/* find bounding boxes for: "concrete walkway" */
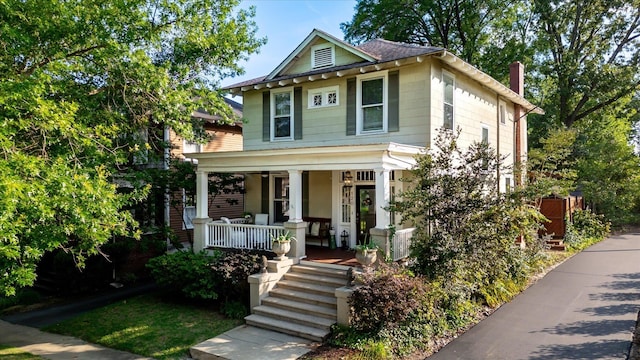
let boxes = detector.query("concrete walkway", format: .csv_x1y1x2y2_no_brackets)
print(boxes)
430,232,640,360
0,320,151,359
190,325,317,360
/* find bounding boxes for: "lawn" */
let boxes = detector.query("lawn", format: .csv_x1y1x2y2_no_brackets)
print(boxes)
0,345,43,360
43,293,243,359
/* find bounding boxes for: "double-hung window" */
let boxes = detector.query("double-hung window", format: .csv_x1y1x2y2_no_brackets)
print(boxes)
271,88,293,140
443,71,455,129
357,72,387,134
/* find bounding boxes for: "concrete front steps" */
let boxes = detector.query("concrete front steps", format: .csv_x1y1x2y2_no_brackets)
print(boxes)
245,261,349,342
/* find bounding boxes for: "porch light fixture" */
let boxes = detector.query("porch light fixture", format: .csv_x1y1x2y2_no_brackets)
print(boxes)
261,171,269,178
343,171,353,188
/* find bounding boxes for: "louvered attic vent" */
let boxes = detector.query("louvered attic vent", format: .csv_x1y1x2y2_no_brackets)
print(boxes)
312,45,334,69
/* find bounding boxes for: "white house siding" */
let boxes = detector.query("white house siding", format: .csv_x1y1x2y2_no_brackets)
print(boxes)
242,63,432,151
429,61,518,177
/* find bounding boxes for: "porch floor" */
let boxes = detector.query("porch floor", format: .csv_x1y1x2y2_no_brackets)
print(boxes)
305,245,359,267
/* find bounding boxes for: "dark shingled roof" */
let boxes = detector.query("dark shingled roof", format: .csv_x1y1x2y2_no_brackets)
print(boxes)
356,39,443,62
222,37,444,90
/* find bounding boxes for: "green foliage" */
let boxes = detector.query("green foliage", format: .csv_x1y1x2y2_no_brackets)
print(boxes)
0,0,264,296
341,0,532,82
146,249,261,302
350,264,434,334
147,250,222,300
391,129,542,292
220,300,248,320
564,209,610,251
0,288,42,312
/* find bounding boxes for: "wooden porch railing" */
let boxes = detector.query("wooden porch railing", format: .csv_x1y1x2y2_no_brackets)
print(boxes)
206,222,286,251
391,228,414,261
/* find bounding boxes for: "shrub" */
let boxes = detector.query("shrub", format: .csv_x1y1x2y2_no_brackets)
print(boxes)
147,249,262,305
211,250,262,304
564,208,610,251
146,250,222,300
350,264,432,334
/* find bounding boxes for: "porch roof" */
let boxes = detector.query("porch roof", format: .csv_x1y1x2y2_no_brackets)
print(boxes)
186,142,424,173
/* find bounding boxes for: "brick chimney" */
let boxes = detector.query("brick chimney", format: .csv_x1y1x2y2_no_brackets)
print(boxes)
510,61,525,185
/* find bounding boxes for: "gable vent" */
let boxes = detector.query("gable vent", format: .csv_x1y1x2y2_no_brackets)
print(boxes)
312,45,334,69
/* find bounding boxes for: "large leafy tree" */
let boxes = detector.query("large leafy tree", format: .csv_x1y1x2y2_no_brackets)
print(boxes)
0,0,263,296
341,0,534,82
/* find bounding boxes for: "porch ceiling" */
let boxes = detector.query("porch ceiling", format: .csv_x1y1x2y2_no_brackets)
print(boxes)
187,142,425,173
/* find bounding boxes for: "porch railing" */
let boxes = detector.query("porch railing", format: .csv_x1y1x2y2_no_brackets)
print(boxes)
391,228,414,261
206,222,285,251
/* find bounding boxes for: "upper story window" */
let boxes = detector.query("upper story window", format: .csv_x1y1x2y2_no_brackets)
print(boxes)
271,88,294,141
308,85,339,109
499,101,507,125
311,44,335,69
443,71,455,129
183,139,201,153
482,126,489,144
357,72,387,134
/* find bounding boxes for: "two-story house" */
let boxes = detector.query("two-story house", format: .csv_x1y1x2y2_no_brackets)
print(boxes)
188,29,543,260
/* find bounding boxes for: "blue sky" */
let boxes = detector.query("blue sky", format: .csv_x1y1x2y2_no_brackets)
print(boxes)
221,0,358,88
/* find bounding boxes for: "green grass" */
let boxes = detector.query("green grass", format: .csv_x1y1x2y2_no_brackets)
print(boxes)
43,293,243,359
0,345,43,359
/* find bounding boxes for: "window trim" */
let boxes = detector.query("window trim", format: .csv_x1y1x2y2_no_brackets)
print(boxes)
311,43,335,69
308,85,339,109
499,100,507,125
270,87,294,141
443,70,455,130
183,139,201,154
356,71,388,135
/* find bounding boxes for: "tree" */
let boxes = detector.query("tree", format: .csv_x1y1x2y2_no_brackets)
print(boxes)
161,158,244,248
0,0,263,296
341,0,534,82
391,129,542,288
532,0,640,131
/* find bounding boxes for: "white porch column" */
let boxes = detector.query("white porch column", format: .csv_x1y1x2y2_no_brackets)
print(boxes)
193,170,211,252
375,168,391,229
288,170,303,223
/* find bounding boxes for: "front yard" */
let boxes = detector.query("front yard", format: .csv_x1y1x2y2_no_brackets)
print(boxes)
43,292,242,360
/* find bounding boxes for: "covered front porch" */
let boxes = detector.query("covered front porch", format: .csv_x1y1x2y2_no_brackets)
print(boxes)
188,142,422,261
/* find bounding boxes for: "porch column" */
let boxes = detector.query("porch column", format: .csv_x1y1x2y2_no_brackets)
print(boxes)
374,168,391,229
193,170,211,252
288,170,303,223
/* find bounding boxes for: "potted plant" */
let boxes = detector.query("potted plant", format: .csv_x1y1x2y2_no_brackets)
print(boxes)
355,240,378,268
271,232,296,260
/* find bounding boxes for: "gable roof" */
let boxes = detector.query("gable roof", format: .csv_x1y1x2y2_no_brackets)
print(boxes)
267,29,379,80
223,30,543,115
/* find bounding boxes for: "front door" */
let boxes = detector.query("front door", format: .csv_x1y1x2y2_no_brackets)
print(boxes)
356,185,376,245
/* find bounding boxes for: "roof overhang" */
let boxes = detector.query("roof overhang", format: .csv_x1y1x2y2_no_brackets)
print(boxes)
224,50,543,116
186,143,425,173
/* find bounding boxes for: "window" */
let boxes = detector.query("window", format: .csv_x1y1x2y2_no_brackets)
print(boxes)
273,176,289,223
311,44,334,69
357,72,387,134
183,139,201,154
443,71,455,129
482,126,489,144
499,102,507,125
481,126,489,170
271,88,293,140
505,177,512,193
182,191,196,230
308,86,339,109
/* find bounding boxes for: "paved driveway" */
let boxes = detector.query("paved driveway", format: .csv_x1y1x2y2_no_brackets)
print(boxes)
430,232,640,360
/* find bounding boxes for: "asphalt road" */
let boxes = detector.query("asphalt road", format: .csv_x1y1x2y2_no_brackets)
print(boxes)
430,232,640,360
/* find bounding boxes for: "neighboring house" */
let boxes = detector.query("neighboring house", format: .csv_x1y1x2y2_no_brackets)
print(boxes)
167,98,245,245
188,29,543,259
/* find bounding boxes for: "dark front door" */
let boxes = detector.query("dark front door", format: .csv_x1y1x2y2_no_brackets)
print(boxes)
356,185,376,245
